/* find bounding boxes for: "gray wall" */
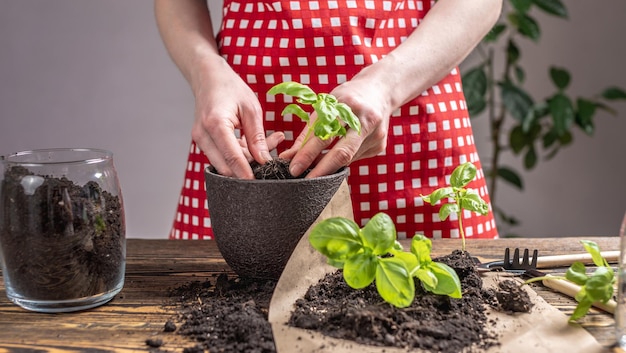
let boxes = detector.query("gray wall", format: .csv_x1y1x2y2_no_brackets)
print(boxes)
1,1,625,239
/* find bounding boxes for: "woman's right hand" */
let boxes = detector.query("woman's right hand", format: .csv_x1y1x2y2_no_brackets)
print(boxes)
190,59,283,179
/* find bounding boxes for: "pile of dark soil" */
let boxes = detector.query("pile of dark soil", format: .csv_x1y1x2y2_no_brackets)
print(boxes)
154,250,531,353
0,166,124,299
289,250,532,353
155,274,277,353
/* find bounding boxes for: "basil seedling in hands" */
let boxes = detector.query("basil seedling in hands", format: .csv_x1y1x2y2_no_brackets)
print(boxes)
309,212,462,308
268,81,361,145
421,162,489,251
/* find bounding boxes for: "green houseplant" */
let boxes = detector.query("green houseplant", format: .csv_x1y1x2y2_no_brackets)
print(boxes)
462,0,626,233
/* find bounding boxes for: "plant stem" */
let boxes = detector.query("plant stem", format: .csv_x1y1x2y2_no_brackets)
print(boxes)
456,190,466,251
300,127,314,148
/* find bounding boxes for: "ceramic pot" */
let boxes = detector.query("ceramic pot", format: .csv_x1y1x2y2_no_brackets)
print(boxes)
204,166,349,279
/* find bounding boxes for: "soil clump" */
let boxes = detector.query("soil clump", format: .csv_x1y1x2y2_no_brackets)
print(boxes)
162,274,278,353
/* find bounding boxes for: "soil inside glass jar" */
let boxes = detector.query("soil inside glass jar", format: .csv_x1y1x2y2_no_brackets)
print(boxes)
0,166,124,300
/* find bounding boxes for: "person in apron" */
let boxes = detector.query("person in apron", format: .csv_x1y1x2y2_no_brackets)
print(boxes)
155,0,502,240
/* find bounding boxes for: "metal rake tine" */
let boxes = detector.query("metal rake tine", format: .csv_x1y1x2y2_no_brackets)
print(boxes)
513,248,521,268
521,249,530,267
504,248,511,268
530,249,538,268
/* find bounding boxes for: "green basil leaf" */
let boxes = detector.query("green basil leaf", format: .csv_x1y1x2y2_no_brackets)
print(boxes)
343,252,377,289
450,162,477,188
427,262,462,299
580,240,606,267
335,102,361,133
393,251,419,275
439,203,459,221
309,217,362,262
268,81,317,103
585,267,614,302
376,257,415,308
416,268,438,290
569,298,593,322
313,117,343,140
361,212,397,255
459,190,489,215
281,104,309,123
565,262,588,286
421,187,453,205
410,234,433,264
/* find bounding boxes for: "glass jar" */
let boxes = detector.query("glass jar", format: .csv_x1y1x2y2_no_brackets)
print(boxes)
0,148,126,312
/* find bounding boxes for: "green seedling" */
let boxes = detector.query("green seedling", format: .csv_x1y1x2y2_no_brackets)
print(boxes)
268,81,361,145
421,162,489,251
309,212,461,308
525,240,615,322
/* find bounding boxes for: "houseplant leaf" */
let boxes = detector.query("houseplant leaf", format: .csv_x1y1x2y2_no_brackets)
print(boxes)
343,251,377,289
450,161,477,188
376,257,415,308
532,0,568,18
361,212,396,255
309,217,362,262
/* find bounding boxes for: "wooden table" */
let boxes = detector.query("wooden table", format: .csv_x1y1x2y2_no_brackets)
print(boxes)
0,237,620,352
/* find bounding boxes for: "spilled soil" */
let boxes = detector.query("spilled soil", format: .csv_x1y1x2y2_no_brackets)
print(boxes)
150,251,532,353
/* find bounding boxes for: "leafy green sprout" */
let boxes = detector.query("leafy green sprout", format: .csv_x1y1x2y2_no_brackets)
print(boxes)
524,240,615,322
421,162,489,251
267,82,361,145
309,212,462,308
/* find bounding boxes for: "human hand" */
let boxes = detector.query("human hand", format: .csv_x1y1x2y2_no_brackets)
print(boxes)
279,81,392,178
191,63,282,179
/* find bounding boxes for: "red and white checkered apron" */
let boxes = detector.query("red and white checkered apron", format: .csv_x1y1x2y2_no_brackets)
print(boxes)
170,0,498,240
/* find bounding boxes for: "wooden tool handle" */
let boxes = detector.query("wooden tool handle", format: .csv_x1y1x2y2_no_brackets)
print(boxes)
542,275,616,314
536,251,620,268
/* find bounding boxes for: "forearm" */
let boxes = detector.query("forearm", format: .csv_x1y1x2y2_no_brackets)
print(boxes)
355,0,502,110
154,0,227,93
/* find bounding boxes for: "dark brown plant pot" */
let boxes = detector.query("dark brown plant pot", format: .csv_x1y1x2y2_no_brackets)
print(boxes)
205,166,349,280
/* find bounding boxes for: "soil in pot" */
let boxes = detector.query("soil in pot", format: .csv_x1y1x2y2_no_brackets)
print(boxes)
250,158,309,179
154,251,531,353
0,166,124,300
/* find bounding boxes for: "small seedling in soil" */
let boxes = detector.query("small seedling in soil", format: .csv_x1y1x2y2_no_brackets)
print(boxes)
310,212,462,308
268,81,361,145
524,240,615,322
421,161,489,251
